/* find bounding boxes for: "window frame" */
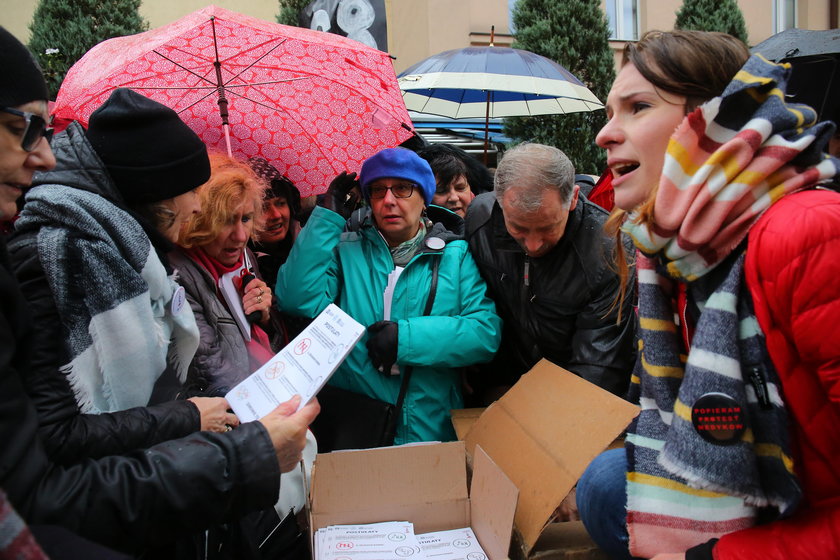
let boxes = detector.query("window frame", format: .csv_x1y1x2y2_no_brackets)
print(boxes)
773,0,798,33
606,0,639,41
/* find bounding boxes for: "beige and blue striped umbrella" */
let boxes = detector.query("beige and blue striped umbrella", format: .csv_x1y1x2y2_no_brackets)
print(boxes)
397,46,603,119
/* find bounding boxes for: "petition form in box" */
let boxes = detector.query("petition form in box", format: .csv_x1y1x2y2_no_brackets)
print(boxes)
226,303,364,421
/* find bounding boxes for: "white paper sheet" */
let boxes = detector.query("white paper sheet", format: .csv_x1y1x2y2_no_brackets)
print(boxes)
417,528,488,560
315,522,421,560
226,303,364,421
382,266,404,376
218,267,251,341
383,266,404,321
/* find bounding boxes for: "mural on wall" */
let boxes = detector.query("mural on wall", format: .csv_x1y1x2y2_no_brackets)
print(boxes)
300,0,387,52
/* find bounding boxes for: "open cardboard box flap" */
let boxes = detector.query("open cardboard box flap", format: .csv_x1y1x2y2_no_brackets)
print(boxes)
462,359,639,556
309,441,518,560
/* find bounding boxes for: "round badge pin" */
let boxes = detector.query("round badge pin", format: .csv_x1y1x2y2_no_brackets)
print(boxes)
425,236,445,251
691,392,746,445
171,286,186,316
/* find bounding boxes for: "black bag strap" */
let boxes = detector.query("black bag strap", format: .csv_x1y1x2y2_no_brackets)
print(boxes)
394,255,439,412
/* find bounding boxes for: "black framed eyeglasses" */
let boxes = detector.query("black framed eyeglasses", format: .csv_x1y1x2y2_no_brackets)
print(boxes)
369,182,416,199
0,107,54,152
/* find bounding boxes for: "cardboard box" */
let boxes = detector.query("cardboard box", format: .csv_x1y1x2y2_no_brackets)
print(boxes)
460,359,639,559
309,442,518,560
309,359,638,560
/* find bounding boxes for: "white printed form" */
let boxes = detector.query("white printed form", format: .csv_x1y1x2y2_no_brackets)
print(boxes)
226,303,364,421
315,522,422,560
417,528,488,560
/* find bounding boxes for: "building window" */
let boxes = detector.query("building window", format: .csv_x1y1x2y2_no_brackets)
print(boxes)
606,0,638,41
774,0,797,32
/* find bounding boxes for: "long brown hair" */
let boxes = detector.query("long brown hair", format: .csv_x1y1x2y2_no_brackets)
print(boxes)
606,30,750,317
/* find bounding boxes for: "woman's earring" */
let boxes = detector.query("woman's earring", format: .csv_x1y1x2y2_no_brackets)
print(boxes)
422,209,433,228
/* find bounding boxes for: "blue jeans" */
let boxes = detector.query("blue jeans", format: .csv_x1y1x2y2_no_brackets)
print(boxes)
577,448,639,560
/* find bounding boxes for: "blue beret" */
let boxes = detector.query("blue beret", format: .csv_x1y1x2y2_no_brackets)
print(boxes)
359,148,436,206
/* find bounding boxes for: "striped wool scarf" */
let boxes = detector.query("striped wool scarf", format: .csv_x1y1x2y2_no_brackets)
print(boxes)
619,54,839,556
625,253,800,557
623,55,839,281
15,185,199,414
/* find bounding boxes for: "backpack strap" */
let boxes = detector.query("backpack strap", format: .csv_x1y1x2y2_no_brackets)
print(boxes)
394,255,439,413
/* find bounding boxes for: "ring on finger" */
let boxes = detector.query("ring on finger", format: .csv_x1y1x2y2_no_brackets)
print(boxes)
257,295,263,304
225,424,232,432
259,288,264,296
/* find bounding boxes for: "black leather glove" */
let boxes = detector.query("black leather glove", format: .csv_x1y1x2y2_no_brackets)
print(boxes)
317,171,360,220
366,320,398,375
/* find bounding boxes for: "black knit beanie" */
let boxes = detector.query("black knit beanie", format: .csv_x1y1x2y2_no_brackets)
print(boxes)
0,27,49,107
86,88,210,204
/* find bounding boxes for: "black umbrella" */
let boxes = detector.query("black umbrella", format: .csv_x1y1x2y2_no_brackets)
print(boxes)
752,28,840,123
751,28,840,61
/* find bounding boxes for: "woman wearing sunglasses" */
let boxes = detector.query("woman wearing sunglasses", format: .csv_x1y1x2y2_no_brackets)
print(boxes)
278,147,501,444
0,102,54,223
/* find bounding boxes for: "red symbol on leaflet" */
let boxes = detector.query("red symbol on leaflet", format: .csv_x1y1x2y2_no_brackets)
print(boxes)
264,361,285,380
294,338,311,355
336,542,353,550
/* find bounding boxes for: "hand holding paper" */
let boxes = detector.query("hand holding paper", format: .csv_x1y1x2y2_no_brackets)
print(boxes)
226,304,365,421
187,396,239,433
259,395,320,473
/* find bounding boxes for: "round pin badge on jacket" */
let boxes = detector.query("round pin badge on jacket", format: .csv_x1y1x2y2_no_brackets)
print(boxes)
691,392,746,445
425,236,445,250
171,286,186,315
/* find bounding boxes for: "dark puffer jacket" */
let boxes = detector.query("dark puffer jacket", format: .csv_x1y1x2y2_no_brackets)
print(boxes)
1,123,281,554
465,192,636,396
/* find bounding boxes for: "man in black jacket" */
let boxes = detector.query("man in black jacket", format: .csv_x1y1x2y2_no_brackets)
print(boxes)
465,143,635,403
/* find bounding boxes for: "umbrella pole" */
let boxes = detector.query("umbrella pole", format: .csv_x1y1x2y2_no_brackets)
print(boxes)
223,125,232,157
211,16,233,157
484,91,490,166
483,26,495,167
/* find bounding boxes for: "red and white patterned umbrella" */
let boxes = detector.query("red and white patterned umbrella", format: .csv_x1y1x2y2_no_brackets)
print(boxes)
53,5,414,196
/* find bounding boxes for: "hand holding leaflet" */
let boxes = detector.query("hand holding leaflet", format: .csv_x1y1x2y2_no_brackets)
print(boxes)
226,304,364,421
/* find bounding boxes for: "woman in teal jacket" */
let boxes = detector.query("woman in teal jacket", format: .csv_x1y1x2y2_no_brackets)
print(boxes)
277,148,501,443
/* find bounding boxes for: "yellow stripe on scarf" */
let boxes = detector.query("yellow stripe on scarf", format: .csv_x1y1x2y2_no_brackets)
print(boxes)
639,318,677,332
628,472,731,498
641,352,684,378
754,443,796,473
736,79,808,128
667,136,701,177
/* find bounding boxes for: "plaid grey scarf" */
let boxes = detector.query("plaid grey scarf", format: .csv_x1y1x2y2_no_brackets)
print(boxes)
15,184,199,413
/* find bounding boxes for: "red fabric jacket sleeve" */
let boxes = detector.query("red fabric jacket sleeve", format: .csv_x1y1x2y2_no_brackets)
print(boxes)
715,189,840,560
